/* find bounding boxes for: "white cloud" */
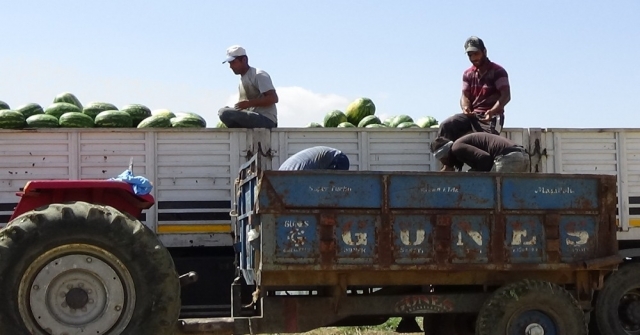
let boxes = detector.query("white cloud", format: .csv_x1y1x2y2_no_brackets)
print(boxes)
226,86,352,127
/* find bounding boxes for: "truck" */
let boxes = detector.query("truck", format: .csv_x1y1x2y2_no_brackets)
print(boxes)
0,126,636,334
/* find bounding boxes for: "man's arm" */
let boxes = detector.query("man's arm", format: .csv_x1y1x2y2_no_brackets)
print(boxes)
236,90,278,109
485,70,511,119
460,73,473,115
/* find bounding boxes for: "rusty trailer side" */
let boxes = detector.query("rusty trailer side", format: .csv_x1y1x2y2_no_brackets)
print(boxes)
220,154,620,334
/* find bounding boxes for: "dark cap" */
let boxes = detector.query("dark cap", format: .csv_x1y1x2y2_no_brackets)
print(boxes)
464,36,485,53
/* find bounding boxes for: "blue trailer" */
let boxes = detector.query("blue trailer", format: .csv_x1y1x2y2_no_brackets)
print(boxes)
180,154,620,335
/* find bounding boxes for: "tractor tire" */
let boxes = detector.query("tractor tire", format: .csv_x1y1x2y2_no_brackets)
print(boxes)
475,279,587,335
0,201,180,335
595,263,640,334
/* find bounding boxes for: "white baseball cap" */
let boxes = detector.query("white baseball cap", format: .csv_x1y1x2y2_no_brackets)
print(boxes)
222,45,247,63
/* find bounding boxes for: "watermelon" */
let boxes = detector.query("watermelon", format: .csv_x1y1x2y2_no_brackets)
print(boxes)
345,97,376,126
337,122,355,128
390,115,414,128
430,124,439,128
216,121,228,128
0,101,9,110
16,103,44,118
59,112,94,128
53,92,83,110
171,114,206,128
83,102,118,119
95,110,133,128
397,122,420,129
357,115,381,127
26,114,59,128
306,122,322,128
137,115,172,128
45,102,82,119
121,104,152,127
323,110,348,127
152,109,176,119
416,116,438,128
175,112,206,127
0,110,26,129
365,124,387,128
382,116,395,126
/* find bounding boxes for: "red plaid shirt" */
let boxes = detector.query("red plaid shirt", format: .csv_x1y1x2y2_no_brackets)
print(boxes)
462,61,509,114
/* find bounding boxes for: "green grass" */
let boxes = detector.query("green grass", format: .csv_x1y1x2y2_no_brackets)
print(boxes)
268,317,424,335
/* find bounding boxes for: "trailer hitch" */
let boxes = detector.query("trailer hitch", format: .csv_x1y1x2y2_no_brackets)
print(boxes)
179,271,199,288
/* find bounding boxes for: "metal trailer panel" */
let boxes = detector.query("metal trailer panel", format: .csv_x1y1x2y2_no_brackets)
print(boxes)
235,157,618,287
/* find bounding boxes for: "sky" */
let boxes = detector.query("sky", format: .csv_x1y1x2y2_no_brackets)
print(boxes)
1,1,638,129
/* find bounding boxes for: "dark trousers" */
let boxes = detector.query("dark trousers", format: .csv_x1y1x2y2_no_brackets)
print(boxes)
218,107,277,129
437,113,504,142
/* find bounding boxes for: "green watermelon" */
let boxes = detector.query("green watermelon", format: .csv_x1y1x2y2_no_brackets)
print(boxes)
365,124,387,128
390,115,414,128
95,110,133,128
53,92,83,110
0,101,9,110
357,115,381,127
83,102,118,119
26,114,59,128
416,116,438,128
175,112,206,127
430,124,439,128
137,115,172,128
345,97,375,126
0,110,26,129
337,122,355,128
382,116,394,126
306,122,322,128
216,121,228,128
323,110,348,127
16,103,44,118
45,102,82,119
59,112,94,128
397,122,420,129
121,104,152,127
152,109,176,119
171,114,206,128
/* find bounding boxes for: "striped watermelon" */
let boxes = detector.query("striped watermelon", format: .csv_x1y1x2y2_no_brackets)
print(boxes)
95,110,133,128
357,115,381,127
121,104,151,127
171,114,206,128
397,122,420,129
0,101,10,110
216,121,227,128
59,112,94,128
16,103,44,118
83,102,118,119
137,115,172,128
152,109,176,119
323,110,348,127
26,114,59,128
365,124,387,128
306,122,322,128
53,92,83,110
389,115,414,128
345,97,375,126
337,122,355,128
45,103,82,119
0,110,26,129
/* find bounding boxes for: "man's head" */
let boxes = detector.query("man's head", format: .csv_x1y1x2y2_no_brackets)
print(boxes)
430,136,454,166
464,36,488,68
223,45,249,75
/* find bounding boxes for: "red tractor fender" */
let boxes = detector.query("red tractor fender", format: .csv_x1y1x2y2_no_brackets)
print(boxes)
9,180,155,222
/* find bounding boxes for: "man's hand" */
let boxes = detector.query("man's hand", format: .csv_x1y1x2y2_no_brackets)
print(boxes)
462,106,476,118
235,101,252,110
483,109,497,121
440,165,455,172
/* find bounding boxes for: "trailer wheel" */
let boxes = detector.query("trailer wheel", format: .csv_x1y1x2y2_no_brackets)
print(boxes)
475,280,587,335
0,201,180,335
595,263,640,334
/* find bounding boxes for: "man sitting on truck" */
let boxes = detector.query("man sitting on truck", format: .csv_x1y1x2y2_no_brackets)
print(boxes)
279,146,350,171
218,45,279,129
431,132,529,172
436,36,511,170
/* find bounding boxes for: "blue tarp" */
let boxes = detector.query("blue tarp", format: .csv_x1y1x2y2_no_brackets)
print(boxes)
109,170,153,195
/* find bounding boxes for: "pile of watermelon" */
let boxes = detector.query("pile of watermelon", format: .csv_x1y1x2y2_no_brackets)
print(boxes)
307,97,440,129
0,93,207,129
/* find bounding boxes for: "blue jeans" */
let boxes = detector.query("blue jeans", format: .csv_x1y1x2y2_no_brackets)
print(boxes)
218,107,277,129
